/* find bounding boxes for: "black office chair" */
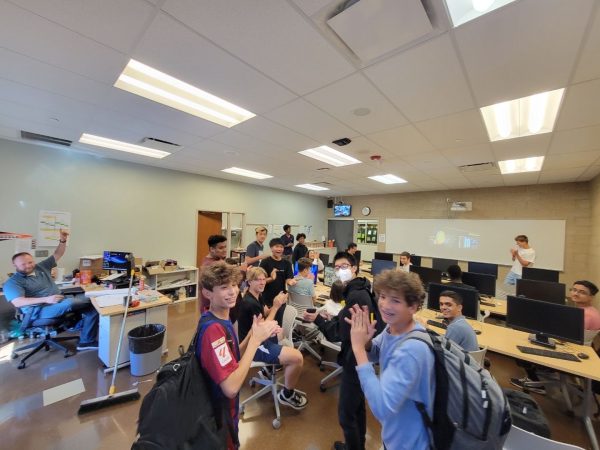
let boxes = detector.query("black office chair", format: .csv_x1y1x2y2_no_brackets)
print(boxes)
11,309,79,369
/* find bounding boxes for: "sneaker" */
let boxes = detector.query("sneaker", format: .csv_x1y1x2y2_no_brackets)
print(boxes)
278,389,308,410
76,340,99,351
510,376,546,395
333,442,347,450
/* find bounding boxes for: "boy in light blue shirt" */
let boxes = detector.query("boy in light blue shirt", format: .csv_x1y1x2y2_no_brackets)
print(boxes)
348,270,435,450
287,257,315,300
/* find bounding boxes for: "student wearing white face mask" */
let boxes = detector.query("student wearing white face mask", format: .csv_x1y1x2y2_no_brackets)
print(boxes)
303,251,381,450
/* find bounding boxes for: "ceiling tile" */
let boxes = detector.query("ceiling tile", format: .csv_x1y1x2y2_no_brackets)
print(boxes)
235,116,319,151
305,73,408,134
414,109,488,149
538,167,588,183
579,165,600,181
502,172,540,186
440,143,495,167
292,0,332,17
364,34,474,122
491,134,551,160
401,151,454,171
0,1,128,84
264,98,358,143
573,6,600,83
11,0,156,54
542,150,600,170
162,0,354,95
463,173,505,188
455,0,594,106
555,78,600,130
134,12,296,115
367,125,435,156
549,125,600,154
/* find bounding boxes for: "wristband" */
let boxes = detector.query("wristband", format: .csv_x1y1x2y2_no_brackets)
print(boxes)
59,239,67,243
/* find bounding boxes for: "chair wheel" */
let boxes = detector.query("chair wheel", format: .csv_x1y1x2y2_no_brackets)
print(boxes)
11,352,18,359
65,351,74,358
566,410,575,418
320,384,327,392
272,418,281,429
249,380,255,388
18,362,26,370
44,344,50,351
319,365,325,372
240,406,245,415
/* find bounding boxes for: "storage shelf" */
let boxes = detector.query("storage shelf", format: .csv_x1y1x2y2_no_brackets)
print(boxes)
156,281,196,290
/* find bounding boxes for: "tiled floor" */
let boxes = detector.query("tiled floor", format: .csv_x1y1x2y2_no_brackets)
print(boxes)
0,300,598,449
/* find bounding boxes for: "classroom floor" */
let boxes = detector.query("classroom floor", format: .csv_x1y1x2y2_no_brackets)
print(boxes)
0,301,598,450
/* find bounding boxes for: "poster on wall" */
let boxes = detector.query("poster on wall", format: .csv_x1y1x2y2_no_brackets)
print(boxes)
38,210,71,247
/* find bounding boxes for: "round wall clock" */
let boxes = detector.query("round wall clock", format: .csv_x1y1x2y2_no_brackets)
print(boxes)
361,206,371,216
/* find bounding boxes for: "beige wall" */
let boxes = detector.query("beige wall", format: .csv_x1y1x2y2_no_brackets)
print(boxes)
590,174,600,292
340,183,592,291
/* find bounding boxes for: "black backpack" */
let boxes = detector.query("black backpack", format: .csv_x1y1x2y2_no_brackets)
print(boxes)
132,316,236,450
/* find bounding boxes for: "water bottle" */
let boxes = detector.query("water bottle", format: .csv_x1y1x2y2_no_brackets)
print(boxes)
312,258,319,285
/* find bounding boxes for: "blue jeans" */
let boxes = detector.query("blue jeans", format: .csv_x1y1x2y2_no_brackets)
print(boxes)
31,294,98,343
504,270,521,286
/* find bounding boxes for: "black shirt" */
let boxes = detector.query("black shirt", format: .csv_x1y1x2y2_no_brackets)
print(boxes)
259,257,293,307
292,243,308,263
238,291,264,342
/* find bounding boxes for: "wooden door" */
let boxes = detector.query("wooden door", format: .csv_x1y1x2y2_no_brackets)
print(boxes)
197,211,223,268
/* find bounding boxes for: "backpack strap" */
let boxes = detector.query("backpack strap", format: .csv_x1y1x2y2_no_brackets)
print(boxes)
195,313,239,447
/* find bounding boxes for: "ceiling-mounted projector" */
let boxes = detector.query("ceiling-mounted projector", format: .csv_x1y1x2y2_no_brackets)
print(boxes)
450,201,472,212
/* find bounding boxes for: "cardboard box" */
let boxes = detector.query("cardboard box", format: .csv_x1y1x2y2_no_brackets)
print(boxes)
79,256,103,277
145,265,164,275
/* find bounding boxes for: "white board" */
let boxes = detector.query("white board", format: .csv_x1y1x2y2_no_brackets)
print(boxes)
385,219,566,270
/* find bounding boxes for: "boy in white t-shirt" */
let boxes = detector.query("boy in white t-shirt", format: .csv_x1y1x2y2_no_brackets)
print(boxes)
504,235,535,287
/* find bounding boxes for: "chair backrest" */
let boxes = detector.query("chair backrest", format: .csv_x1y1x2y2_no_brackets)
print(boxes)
583,329,599,347
468,347,487,366
281,305,298,345
503,425,585,450
288,292,314,314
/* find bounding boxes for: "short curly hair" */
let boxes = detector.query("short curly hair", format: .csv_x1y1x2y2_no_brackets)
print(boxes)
373,270,425,309
201,262,242,290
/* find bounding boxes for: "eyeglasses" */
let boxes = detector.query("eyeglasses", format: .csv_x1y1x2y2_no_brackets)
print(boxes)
334,263,351,271
570,287,590,295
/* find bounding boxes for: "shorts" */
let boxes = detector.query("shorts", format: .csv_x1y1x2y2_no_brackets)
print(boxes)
253,338,282,365
504,270,521,286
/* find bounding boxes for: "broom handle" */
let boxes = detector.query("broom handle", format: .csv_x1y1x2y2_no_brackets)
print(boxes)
109,268,135,394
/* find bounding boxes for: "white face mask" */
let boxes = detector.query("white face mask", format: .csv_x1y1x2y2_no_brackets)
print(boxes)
336,268,353,283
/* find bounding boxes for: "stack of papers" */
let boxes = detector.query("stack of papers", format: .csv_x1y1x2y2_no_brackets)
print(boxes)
96,295,125,308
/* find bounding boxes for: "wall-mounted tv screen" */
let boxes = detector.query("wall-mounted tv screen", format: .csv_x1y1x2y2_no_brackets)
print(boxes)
333,204,352,217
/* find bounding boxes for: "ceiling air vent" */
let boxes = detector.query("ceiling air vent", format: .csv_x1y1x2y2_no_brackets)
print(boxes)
314,181,333,186
141,137,181,152
458,162,496,173
21,131,72,147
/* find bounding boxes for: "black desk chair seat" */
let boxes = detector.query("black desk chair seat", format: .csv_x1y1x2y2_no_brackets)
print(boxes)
11,310,79,369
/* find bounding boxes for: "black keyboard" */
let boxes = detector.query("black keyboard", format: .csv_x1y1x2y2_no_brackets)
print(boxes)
318,294,329,300
426,319,447,329
60,286,85,296
517,346,580,362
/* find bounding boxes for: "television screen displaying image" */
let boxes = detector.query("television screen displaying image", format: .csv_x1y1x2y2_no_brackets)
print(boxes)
333,204,352,217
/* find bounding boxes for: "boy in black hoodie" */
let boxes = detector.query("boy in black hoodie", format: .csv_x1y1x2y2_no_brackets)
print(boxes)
303,251,380,450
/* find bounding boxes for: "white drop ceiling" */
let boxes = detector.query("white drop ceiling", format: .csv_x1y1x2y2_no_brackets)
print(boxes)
0,0,599,197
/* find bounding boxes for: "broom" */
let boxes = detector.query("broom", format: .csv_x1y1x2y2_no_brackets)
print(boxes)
78,267,141,414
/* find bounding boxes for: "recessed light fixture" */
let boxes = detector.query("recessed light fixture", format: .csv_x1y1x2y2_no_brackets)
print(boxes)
445,0,517,27
79,133,170,158
298,146,361,167
114,59,255,128
222,167,272,179
295,184,330,191
498,156,544,174
368,174,408,184
480,88,565,142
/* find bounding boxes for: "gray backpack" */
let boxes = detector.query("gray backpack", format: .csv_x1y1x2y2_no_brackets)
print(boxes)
403,329,512,450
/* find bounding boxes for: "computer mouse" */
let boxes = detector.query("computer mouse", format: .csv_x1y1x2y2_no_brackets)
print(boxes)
474,330,482,335
577,352,589,360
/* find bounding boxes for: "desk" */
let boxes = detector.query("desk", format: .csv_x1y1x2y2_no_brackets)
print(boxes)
91,296,171,370
479,298,507,317
417,308,600,450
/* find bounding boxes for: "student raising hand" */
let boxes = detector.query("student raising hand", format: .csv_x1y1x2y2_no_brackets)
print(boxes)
345,305,378,352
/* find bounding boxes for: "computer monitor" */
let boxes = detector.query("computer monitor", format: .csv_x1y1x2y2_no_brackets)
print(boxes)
374,252,394,261
371,259,397,276
410,265,442,288
506,295,584,347
427,283,480,320
516,279,566,305
462,272,496,297
102,251,132,272
409,254,421,267
467,261,498,279
319,253,330,267
522,267,559,283
323,266,338,287
432,258,459,273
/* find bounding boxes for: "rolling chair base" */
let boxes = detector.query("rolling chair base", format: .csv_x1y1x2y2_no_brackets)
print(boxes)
13,334,79,369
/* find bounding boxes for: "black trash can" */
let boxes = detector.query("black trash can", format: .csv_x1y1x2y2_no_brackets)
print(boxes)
128,324,166,376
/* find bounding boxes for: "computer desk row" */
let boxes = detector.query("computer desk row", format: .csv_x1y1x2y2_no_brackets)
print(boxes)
311,281,598,450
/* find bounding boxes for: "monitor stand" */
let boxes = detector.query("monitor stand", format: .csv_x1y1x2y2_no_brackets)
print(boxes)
528,333,556,349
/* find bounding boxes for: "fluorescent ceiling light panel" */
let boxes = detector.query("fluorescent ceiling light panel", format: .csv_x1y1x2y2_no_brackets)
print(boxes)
445,0,517,27
368,174,408,184
79,133,170,158
114,59,255,128
295,184,330,191
222,167,272,179
498,156,544,174
298,146,361,167
480,88,565,142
